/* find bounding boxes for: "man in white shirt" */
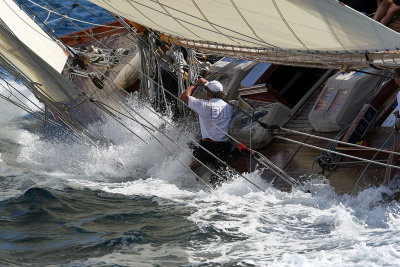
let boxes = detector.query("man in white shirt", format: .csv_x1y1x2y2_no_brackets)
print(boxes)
180,78,233,170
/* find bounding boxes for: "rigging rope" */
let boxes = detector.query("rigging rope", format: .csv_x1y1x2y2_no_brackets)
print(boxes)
76,44,266,190
0,91,87,143
91,99,149,145
9,2,382,189
351,132,395,195
64,19,300,189
65,42,238,190
91,73,264,191
13,5,392,187
110,66,294,188
280,127,400,157
0,54,101,143
102,0,347,70
275,135,400,171
6,2,346,189
90,99,216,191
25,0,122,28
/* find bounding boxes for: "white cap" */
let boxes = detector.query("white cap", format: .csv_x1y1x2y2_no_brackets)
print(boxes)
204,80,223,93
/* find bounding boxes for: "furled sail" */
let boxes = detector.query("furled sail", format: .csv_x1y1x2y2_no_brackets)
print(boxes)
89,0,400,68
0,0,67,73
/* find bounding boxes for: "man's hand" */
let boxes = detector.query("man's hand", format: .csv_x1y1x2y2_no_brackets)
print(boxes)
394,110,400,118
180,81,204,104
197,78,208,86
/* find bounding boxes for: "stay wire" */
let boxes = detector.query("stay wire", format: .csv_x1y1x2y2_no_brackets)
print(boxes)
90,99,215,191
0,78,72,135
114,76,272,190
24,0,122,29
351,132,395,195
6,3,398,185
92,92,229,189
0,92,84,141
0,56,89,129
280,127,400,157
275,135,400,171
81,50,264,190
0,26,109,143
74,49,227,187
117,41,297,187
45,17,291,189
95,102,155,133
91,100,149,144
0,76,47,114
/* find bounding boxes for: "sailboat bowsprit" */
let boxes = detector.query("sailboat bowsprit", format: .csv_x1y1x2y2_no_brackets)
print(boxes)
2,0,400,194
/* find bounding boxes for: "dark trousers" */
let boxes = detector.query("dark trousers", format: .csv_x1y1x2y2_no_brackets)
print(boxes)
193,139,231,167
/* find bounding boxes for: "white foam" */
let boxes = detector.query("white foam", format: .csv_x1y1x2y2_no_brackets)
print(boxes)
2,87,400,266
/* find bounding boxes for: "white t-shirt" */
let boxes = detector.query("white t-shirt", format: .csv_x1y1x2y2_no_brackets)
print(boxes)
188,96,233,142
397,90,400,113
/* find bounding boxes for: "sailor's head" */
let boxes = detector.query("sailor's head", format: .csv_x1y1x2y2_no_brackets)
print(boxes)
204,80,225,99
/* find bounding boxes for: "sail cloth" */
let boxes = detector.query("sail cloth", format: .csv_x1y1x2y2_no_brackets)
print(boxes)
0,23,80,103
88,0,400,53
0,0,67,73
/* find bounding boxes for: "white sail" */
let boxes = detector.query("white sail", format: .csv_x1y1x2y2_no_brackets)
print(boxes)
0,0,67,73
89,0,400,52
0,23,79,103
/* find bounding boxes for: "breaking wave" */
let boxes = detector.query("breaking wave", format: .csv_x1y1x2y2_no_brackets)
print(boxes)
1,80,400,266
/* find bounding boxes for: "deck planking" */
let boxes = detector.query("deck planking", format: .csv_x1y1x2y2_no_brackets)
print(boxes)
241,85,396,194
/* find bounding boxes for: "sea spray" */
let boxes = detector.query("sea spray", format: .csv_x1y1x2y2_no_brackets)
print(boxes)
2,79,400,266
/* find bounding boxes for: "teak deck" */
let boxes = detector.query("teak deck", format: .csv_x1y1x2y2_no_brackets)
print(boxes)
231,86,392,194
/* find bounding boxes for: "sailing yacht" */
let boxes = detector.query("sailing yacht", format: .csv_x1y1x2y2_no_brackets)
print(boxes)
1,0,400,194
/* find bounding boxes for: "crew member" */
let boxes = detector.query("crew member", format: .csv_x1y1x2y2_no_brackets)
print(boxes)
180,78,233,170
374,0,400,26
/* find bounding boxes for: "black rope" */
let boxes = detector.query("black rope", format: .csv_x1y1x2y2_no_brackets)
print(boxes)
365,51,385,70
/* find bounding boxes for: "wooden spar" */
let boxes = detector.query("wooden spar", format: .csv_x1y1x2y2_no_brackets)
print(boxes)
60,19,151,47
62,17,400,70
159,33,400,70
125,19,147,35
60,20,134,46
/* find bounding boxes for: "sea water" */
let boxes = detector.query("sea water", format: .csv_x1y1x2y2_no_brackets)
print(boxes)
2,1,400,266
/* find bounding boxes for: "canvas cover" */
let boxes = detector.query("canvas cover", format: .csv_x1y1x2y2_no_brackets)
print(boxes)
308,69,383,132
